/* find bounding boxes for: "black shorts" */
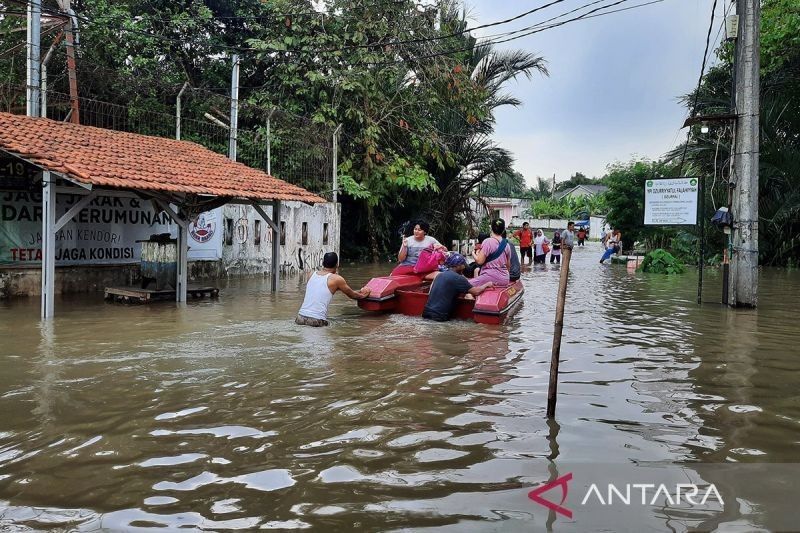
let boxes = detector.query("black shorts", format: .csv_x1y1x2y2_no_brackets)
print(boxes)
520,247,533,259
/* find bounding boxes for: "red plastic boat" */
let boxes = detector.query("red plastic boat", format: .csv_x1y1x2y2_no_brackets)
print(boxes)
358,274,524,325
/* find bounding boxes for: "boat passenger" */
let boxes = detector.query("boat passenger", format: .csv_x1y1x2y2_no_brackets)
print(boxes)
464,232,489,279
296,252,371,327
503,230,521,282
470,219,511,287
392,219,446,278
422,253,493,322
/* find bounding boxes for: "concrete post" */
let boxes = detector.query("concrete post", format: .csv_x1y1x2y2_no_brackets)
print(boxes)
26,0,41,117
176,222,188,303
729,0,760,307
41,171,55,318
229,54,239,161
271,200,281,292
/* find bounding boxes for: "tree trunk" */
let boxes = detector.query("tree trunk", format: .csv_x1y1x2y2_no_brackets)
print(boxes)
366,204,380,263
361,130,380,263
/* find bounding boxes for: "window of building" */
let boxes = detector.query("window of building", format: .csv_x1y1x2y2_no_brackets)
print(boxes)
224,218,234,245
280,221,286,245
323,223,329,245
301,222,308,245
254,220,261,246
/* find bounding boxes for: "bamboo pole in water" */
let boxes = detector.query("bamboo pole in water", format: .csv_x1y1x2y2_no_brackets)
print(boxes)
547,246,572,418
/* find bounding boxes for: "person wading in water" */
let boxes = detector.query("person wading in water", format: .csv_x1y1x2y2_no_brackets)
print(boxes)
296,252,371,327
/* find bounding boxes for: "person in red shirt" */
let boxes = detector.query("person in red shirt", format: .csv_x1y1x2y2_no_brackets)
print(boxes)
513,222,534,265
577,227,587,246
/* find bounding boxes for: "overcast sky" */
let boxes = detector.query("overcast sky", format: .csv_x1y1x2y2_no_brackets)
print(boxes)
466,0,726,185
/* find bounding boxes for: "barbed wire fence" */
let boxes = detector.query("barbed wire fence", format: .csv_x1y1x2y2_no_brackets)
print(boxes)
0,82,337,201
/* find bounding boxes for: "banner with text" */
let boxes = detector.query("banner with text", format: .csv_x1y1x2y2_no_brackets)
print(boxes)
644,177,698,225
0,191,222,266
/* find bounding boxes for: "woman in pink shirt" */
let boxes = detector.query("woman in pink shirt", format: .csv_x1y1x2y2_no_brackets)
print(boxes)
470,219,511,287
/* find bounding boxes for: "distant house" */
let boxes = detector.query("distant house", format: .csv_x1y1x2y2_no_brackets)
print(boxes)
474,196,532,224
554,184,609,200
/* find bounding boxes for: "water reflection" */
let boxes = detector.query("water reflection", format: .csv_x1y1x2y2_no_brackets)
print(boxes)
1,244,799,530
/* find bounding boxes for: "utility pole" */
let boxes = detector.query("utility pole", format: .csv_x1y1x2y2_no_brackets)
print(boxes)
228,54,239,161
41,30,65,118
61,1,80,123
176,81,189,140
729,0,759,307
26,0,41,117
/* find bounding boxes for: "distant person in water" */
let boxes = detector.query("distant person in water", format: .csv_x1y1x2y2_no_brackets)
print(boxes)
296,252,371,327
600,229,622,263
470,219,511,287
422,253,493,322
577,227,587,246
513,222,534,265
392,219,446,278
533,230,550,264
561,221,575,250
550,231,562,264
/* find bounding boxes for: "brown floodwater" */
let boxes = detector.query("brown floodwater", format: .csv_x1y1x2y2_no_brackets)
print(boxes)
1,243,799,531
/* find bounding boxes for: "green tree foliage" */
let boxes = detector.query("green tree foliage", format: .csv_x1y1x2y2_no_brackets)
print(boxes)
410,3,547,249
0,0,543,262
603,158,677,251
481,170,527,197
639,249,686,274
554,171,604,192
668,0,800,266
526,193,607,220
530,176,553,200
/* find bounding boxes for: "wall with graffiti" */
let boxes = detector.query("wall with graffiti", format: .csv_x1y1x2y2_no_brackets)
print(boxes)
220,201,340,277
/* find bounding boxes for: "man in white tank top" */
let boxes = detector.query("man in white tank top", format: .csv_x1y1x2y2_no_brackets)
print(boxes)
296,252,371,327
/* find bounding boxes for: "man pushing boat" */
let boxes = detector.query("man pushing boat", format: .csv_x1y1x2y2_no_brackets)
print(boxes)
422,253,493,322
296,252,371,327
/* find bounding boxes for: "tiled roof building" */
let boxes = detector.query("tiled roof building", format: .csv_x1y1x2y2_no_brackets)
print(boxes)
0,112,325,203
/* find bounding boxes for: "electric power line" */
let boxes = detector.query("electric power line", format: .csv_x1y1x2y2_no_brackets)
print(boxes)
2,0,670,94
677,0,719,175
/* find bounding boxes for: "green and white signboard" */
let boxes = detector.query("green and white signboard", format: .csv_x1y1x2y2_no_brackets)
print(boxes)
644,177,699,225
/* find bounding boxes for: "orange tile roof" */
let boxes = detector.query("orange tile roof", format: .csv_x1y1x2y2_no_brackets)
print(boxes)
0,112,326,203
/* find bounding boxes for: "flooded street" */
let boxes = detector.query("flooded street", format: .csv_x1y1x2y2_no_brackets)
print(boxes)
1,243,799,531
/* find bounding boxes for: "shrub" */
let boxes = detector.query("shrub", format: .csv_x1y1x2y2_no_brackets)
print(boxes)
638,249,686,274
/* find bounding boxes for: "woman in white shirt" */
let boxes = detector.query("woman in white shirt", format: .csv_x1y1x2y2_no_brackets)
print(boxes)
391,219,446,277
533,230,550,264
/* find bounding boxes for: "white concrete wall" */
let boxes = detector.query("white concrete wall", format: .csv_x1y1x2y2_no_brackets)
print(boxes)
221,201,340,277
590,215,609,240
510,218,570,231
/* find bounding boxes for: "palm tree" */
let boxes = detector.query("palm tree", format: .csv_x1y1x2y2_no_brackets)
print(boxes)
419,3,548,240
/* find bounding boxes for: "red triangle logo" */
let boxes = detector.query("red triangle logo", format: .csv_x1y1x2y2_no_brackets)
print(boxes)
528,472,573,518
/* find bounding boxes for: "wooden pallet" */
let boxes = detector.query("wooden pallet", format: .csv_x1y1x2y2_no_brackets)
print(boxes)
104,286,220,304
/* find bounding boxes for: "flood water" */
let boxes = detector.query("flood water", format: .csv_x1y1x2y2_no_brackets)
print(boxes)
1,243,799,531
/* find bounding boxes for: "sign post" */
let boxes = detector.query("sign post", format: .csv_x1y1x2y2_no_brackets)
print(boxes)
644,177,699,226
643,176,703,303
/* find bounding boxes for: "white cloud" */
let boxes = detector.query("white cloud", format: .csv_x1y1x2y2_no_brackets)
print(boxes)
465,0,725,183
